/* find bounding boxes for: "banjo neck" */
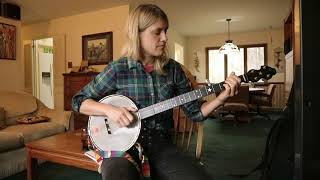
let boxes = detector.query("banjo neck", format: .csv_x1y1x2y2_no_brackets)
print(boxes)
137,81,226,119
137,74,250,119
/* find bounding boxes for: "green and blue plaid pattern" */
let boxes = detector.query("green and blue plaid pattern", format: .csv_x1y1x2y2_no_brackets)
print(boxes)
72,57,205,130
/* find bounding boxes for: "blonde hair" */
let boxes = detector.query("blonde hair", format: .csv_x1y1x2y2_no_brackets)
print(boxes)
122,4,170,73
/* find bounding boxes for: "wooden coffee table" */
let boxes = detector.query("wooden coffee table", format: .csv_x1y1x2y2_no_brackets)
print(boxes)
26,130,99,180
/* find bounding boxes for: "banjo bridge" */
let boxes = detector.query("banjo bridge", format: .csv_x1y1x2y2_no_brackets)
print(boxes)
104,119,112,134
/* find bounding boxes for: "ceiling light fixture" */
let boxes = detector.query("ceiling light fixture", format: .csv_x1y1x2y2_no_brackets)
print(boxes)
219,18,239,54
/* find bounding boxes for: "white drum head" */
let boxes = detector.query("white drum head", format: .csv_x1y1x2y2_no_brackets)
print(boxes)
88,95,141,151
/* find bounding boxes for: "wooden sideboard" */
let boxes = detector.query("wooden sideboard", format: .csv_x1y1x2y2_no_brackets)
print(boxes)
63,72,99,130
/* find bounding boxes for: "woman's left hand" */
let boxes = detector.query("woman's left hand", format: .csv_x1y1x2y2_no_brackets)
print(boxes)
216,72,241,104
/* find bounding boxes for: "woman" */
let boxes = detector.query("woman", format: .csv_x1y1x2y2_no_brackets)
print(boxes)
72,4,241,180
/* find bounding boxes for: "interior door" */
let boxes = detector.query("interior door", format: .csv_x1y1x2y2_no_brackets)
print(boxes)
39,52,54,109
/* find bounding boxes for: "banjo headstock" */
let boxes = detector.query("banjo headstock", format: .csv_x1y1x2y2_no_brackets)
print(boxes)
242,65,276,83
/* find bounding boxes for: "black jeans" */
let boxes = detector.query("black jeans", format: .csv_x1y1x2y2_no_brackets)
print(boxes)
100,157,140,180
100,139,212,180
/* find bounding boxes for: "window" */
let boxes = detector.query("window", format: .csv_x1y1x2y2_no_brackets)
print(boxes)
206,44,267,83
174,43,184,64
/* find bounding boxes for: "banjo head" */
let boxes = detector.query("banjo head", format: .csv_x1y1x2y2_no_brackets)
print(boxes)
88,95,141,151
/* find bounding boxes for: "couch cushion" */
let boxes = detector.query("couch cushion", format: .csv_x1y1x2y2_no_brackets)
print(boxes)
0,90,38,126
0,148,27,179
0,132,24,152
0,107,5,129
1,122,65,144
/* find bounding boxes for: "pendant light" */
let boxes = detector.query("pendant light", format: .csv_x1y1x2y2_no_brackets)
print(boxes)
219,18,239,54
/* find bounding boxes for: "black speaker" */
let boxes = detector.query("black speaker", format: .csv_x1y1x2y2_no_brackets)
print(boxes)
297,1,320,179
2,2,20,20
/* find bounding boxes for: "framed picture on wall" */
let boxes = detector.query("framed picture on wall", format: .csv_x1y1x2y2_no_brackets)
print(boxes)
0,23,16,60
82,32,113,65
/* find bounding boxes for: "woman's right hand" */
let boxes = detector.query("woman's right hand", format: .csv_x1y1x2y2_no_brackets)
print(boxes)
79,99,137,127
104,105,137,127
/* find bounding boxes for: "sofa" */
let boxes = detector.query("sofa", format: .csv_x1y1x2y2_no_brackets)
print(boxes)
0,90,72,179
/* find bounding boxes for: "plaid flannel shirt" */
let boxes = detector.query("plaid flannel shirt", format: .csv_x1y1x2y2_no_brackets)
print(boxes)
72,57,205,135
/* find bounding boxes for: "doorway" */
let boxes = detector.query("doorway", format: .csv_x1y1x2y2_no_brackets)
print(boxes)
32,38,54,109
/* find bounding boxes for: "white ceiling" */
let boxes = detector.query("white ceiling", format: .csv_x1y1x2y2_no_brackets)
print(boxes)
5,0,292,37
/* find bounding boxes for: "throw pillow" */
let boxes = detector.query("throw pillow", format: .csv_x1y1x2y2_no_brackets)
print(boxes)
16,115,50,124
0,107,6,129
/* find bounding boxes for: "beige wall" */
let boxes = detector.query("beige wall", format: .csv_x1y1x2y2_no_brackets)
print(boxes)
22,5,130,72
21,4,185,79
186,28,284,82
167,28,187,64
21,5,129,111
0,17,22,91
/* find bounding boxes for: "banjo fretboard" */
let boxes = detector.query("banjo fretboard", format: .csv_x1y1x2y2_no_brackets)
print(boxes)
137,82,226,119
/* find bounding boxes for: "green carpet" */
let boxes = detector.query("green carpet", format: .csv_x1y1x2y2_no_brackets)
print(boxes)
197,115,275,180
3,162,101,180
4,112,280,180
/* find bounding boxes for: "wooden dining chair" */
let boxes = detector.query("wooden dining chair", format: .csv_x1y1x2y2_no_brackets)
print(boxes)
172,64,204,160
173,107,204,160
249,84,276,119
217,85,251,124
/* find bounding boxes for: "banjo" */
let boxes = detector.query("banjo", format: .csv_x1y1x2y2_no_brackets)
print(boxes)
88,65,276,152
